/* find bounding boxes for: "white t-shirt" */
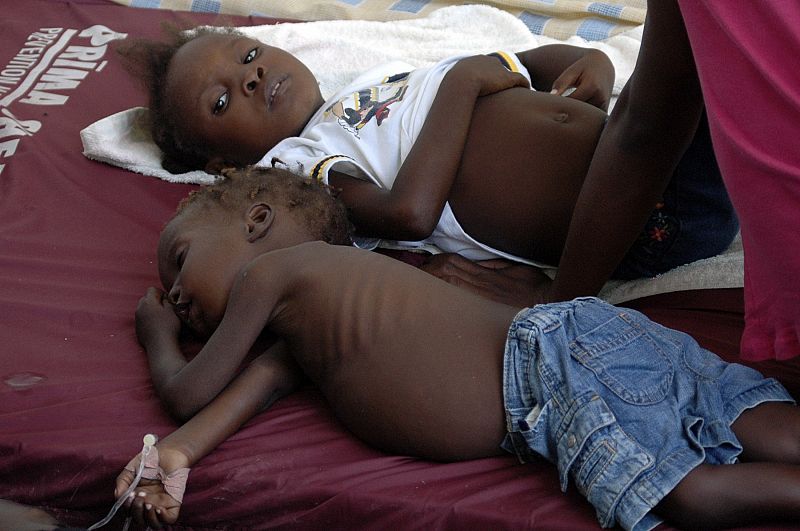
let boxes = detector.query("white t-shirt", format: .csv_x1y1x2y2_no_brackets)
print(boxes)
261,51,548,266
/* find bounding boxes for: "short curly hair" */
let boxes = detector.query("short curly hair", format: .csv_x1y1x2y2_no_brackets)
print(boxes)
116,25,240,173
174,166,353,246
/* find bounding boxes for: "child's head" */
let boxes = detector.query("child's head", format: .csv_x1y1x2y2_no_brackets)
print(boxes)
158,166,352,336
118,27,323,173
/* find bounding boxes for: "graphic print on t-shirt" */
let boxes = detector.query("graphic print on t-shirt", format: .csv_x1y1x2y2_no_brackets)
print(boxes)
323,71,410,138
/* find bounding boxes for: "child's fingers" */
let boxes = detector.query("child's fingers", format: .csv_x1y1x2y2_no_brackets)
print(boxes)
565,85,592,104
555,82,608,110
512,71,530,89
550,68,580,96
137,287,167,313
144,502,164,529
475,258,519,270
129,491,148,526
571,85,609,110
114,469,134,499
145,286,164,301
422,253,485,276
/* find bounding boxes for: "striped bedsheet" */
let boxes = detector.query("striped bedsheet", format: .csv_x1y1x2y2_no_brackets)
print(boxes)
110,0,646,40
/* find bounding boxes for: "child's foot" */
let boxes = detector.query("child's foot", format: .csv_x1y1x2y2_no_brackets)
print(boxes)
0,499,60,531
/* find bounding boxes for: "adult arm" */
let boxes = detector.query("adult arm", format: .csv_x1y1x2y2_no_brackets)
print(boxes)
546,0,705,302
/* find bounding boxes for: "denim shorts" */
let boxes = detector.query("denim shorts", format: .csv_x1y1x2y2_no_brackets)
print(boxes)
614,113,739,279
501,298,793,531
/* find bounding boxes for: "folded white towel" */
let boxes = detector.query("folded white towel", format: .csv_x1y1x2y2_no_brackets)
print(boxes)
79,5,742,302
81,106,219,184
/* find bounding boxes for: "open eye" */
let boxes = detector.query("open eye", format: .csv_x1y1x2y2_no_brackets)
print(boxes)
244,47,257,64
176,249,186,269
213,92,228,114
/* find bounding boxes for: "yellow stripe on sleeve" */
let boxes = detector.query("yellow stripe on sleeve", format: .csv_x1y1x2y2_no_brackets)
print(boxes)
310,155,351,183
487,51,519,73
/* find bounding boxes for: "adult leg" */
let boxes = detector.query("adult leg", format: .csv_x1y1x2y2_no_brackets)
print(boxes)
0,499,60,531
655,462,800,529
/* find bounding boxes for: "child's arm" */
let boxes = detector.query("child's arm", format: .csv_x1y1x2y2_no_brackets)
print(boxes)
135,286,275,420
420,12,698,308
115,345,304,527
516,44,615,110
329,54,529,241
329,45,611,242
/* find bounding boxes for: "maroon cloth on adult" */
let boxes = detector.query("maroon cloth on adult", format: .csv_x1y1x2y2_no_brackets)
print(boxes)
678,1,800,361
1,2,798,529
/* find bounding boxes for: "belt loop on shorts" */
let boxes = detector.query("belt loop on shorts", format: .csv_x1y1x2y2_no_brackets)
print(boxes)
526,307,563,334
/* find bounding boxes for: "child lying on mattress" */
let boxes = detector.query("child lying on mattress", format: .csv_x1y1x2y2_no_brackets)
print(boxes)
118,166,797,531
118,27,738,307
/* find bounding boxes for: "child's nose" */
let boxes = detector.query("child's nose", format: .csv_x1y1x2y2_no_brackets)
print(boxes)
167,283,181,305
243,66,264,95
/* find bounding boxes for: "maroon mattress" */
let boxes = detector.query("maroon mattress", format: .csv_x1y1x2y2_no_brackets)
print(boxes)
1,2,798,529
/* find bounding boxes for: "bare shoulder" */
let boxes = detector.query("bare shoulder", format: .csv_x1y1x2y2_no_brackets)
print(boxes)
246,242,382,289
262,241,371,266
248,241,337,278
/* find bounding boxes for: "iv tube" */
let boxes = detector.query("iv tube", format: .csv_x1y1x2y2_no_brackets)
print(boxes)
87,434,158,530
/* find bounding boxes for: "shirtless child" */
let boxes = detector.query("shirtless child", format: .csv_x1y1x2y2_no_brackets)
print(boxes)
119,28,737,306
119,167,797,531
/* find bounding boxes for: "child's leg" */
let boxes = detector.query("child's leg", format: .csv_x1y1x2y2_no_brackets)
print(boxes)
732,402,800,463
656,462,800,529
655,401,800,529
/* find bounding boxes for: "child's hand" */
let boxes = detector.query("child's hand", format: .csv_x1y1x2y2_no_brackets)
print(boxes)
135,287,181,348
449,54,530,97
550,49,615,111
115,474,181,528
114,445,190,528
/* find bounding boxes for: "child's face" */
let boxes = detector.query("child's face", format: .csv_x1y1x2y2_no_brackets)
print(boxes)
166,33,324,167
157,208,251,338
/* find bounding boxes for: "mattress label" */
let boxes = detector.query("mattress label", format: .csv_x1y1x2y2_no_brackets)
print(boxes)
0,24,127,175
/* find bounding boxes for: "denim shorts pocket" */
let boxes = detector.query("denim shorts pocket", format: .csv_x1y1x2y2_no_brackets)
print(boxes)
554,393,653,527
569,313,674,405
680,332,727,380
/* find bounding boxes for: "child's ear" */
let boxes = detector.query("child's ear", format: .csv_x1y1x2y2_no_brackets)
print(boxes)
246,202,275,242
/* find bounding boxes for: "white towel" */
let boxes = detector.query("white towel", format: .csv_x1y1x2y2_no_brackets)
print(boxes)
79,5,742,302
80,106,219,185
599,234,743,304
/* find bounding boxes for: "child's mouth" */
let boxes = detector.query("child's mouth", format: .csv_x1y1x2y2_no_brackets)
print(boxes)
266,76,288,109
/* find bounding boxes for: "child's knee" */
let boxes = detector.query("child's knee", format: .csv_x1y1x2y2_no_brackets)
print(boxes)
734,402,800,463
772,433,800,464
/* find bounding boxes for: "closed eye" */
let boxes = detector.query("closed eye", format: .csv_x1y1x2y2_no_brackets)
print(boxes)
244,47,257,64
213,92,228,114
